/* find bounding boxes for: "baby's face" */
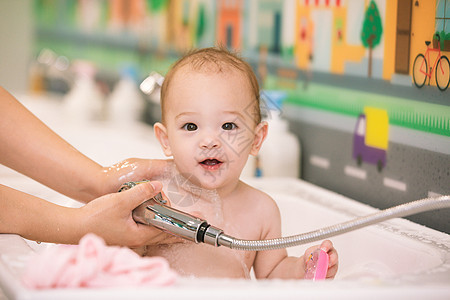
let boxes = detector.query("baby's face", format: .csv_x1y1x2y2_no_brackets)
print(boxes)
159,68,263,191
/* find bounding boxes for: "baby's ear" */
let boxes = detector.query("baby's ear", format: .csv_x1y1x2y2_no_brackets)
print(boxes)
154,122,173,157
250,121,268,156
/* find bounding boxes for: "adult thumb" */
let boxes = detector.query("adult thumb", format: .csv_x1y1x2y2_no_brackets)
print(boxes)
121,181,163,210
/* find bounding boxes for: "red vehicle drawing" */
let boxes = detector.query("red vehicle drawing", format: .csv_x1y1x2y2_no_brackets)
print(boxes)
412,36,450,91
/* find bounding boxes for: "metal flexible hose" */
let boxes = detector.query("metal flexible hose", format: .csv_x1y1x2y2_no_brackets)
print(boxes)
221,195,450,251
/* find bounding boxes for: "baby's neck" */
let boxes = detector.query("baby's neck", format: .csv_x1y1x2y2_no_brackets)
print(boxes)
214,179,242,199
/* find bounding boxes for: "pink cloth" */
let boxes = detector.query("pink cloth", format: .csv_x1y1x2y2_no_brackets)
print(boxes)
22,234,177,289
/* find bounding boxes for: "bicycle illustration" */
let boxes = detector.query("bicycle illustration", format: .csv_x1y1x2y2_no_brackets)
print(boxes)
412,35,450,91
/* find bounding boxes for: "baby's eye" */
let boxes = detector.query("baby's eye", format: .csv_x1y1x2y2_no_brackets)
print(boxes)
182,123,198,131
222,122,237,130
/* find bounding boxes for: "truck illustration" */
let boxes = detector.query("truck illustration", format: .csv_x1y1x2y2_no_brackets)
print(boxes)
353,107,389,172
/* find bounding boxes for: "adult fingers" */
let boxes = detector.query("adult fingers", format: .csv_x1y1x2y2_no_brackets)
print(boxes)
121,181,163,210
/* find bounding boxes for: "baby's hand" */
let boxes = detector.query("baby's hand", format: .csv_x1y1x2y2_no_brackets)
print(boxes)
303,240,338,279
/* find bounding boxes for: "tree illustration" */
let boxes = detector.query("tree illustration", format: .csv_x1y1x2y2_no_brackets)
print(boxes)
148,0,167,12
361,0,383,78
196,3,206,45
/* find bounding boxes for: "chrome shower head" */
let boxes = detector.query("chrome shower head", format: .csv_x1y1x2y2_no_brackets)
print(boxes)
120,181,228,247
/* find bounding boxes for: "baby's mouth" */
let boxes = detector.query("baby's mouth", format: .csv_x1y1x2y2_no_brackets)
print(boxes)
199,159,223,170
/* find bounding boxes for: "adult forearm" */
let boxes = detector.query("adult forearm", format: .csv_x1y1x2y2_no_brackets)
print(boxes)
0,184,84,244
0,87,103,202
0,181,175,247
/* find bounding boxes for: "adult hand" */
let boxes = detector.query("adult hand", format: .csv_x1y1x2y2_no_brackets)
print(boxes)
80,180,180,247
95,158,170,198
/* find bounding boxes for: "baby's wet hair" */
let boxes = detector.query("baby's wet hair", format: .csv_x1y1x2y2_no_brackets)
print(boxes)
160,47,261,124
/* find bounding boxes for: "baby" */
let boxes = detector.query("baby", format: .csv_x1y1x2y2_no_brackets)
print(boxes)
147,47,338,279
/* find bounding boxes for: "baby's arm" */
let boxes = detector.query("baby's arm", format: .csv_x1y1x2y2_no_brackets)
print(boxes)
251,193,338,279
251,195,293,279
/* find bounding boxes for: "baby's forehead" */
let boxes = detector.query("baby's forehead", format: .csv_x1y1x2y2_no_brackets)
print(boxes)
176,62,244,78
171,65,250,91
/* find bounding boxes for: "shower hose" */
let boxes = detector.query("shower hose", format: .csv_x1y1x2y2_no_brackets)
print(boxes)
124,182,449,251
223,195,450,251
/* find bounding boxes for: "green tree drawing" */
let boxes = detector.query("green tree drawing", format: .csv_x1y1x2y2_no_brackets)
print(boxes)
361,0,383,78
195,3,206,45
147,0,167,12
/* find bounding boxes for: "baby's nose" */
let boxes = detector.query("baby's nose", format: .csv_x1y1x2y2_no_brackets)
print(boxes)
200,132,221,149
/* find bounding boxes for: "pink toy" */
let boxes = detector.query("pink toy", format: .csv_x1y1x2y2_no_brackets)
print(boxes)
304,249,329,280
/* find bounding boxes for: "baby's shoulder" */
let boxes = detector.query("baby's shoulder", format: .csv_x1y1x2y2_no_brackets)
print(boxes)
235,181,282,239
238,181,280,216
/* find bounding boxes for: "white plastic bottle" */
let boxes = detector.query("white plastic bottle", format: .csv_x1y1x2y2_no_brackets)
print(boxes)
63,61,104,122
109,66,144,124
257,91,301,178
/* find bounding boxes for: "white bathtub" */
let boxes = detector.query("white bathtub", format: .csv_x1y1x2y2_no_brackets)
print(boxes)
0,96,449,299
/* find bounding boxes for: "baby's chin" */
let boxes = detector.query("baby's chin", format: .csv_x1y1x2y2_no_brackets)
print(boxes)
190,172,225,190
172,163,233,190
197,180,223,191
